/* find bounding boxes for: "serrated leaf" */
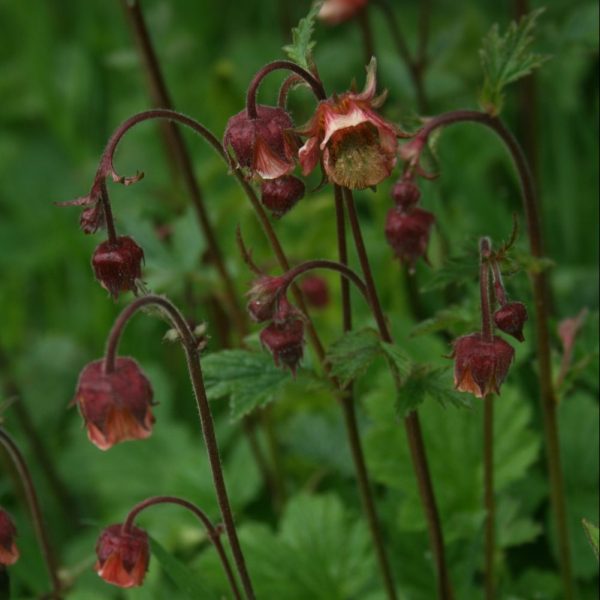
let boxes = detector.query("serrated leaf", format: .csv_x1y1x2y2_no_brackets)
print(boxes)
202,349,290,420
582,519,599,560
150,537,218,600
479,9,550,114
421,250,478,292
394,365,470,417
410,306,475,338
282,1,323,70
326,328,382,387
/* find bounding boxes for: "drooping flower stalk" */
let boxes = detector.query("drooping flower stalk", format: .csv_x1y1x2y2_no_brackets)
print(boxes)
115,496,243,599
102,295,256,600
403,109,574,600
0,428,62,598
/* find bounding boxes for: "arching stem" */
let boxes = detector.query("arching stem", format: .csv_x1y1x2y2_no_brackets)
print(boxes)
0,428,62,599
101,295,256,600
121,495,242,600
407,109,573,600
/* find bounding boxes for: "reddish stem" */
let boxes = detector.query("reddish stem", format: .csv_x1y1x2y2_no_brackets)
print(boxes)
121,495,242,600
479,238,493,342
483,395,495,600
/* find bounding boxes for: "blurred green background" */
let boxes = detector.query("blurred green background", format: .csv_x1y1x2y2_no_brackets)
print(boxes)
0,0,598,598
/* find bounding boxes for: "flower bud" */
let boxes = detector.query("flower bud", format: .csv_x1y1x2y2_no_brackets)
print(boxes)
318,0,369,25
452,333,515,398
95,524,149,588
493,301,528,342
0,509,19,566
384,207,435,268
260,318,304,374
92,236,144,300
246,275,287,323
74,357,155,451
224,105,299,180
390,180,421,210
261,176,305,218
300,275,330,309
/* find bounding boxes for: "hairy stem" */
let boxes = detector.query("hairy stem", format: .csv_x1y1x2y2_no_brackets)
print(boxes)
410,109,573,599
0,429,62,598
102,295,255,599
483,395,495,600
122,495,242,600
479,237,493,341
342,187,453,599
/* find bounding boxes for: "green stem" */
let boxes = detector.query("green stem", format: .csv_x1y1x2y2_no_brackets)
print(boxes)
410,109,573,600
483,395,495,600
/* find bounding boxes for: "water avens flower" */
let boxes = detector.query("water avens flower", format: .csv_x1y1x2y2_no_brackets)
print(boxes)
0,509,19,566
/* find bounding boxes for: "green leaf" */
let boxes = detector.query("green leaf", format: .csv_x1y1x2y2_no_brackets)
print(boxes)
393,365,470,417
202,349,291,420
282,1,323,70
326,328,383,388
479,9,550,114
150,537,218,600
421,249,478,292
582,519,599,560
409,306,476,338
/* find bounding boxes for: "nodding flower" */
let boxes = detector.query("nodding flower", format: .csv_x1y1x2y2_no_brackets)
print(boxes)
0,509,19,566
318,0,370,25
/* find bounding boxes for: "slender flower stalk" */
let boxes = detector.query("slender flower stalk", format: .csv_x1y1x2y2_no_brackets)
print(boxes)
120,496,243,600
103,295,255,600
0,428,62,599
405,109,573,600
342,186,453,600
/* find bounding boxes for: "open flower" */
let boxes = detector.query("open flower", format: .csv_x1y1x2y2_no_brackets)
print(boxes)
95,524,149,588
451,333,515,398
0,509,19,566
318,0,369,25
297,59,405,189
74,357,155,450
224,105,299,180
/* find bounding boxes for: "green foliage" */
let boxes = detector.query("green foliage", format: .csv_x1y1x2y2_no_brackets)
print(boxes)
326,328,382,387
282,1,323,70
202,349,292,420
479,9,550,114
582,520,599,561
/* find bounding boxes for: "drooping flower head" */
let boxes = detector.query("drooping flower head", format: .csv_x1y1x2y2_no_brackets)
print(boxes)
390,179,421,210
260,317,305,375
246,275,288,323
384,206,435,269
74,357,155,450
92,236,144,300
0,509,19,566
224,105,300,181
493,301,528,342
95,524,149,588
452,333,515,398
318,0,369,25
297,59,406,189
261,175,305,218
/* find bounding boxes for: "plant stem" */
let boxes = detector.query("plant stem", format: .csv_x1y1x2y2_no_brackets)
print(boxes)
119,0,248,335
342,187,453,600
99,181,117,244
121,495,243,600
409,109,573,600
334,186,398,600
0,429,62,599
483,394,495,600
102,295,256,600
356,7,375,65
479,237,493,341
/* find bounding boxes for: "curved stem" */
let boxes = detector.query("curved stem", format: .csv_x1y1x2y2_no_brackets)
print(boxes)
283,259,369,304
342,187,453,600
483,395,495,600
410,109,573,599
121,495,242,600
0,429,62,599
479,238,493,341
246,60,326,118
119,0,248,336
101,295,256,600
99,181,117,244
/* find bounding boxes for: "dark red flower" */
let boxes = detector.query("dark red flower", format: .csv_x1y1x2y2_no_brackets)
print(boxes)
318,0,369,25
92,236,144,299
224,105,299,181
384,207,435,268
261,175,305,218
246,275,288,323
297,59,405,189
493,301,528,342
390,179,421,210
74,357,155,451
260,318,305,374
0,509,19,566
452,333,515,398
95,524,149,588
301,275,330,309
